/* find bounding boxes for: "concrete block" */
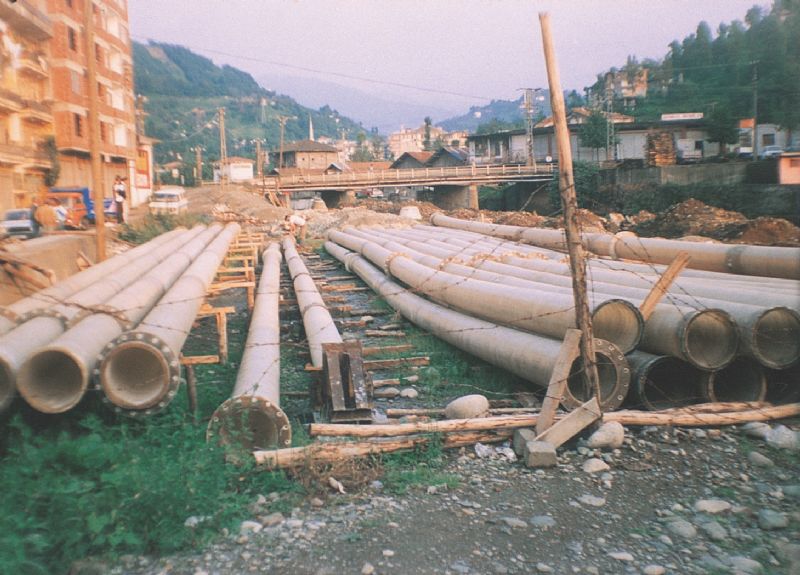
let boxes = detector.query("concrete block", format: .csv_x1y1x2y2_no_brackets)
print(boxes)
513,428,537,456
524,440,557,468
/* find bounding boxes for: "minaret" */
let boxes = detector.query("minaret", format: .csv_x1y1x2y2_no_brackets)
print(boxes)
309,115,314,141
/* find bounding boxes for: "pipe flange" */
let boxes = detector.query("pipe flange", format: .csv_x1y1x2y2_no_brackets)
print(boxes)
67,304,132,330
17,307,69,327
207,395,292,450
724,245,747,274
383,251,407,277
560,338,631,412
342,252,360,273
299,301,331,315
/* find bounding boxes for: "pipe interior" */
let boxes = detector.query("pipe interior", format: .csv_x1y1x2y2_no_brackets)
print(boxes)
566,351,620,405
753,309,800,368
102,344,168,408
218,405,282,451
592,301,642,354
765,365,800,405
17,350,85,412
705,358,767,403
684,310,738,369
638,357,702,410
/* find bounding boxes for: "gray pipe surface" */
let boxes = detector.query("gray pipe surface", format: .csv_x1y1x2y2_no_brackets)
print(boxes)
208,243,291,450
324,241,631,411
98,223,241,415
1,227,203,413
626,351,704,411
283,236,342,367
16,225,221,413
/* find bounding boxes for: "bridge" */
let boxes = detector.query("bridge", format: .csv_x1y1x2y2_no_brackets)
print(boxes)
255,164,556,209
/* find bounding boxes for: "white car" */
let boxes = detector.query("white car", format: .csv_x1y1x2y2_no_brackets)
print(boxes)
149,187,188,215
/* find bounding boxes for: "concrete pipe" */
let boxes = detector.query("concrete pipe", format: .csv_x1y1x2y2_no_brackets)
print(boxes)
325,241,630,411
1,227,204,413
16,225,221,414
0,228,186,335
765,364,800,405
208,243,291,450
329,230,643,354
98,223,241,415
626,351,704,411
282,236,342,367
702,357,767,403
430,213,800,280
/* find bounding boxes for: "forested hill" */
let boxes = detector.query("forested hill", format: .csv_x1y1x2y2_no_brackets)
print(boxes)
134,41,364,172
592,0,799,135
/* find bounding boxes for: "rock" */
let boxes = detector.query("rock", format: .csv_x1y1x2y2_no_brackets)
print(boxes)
286,519,304,529
500,517,528,529
740,422,771,440
68,559,109,575
399,387,419,399
530,515,556,529
240,520,262,535
370,480,384,491
577,494,606,507
184,515,210,528
496,446,517,461
524,441,557,468
642,566,666,575
748,451,774,467
491,563,508,574
404,375,420,383
699,520,728,541
382,549,395,558
582,458,610,474
536,562,553,572
757,508,788,530
310,497,325,507
773,541,800,566
474,442,494,459
399,206,423,220
444,394,490,419
260,512,285,527
359,315,375,323
374,387,400,399
766,425,799,450
513,428,536,456
783,485,800,499
586,422,625,449
728,556,764,574
608,551,634,561
449,561,470,573
361,562,375,575
667,519,697,539
694,499,731,514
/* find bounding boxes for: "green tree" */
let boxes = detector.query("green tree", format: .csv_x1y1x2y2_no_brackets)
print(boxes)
579,111,610,161
706,105,738,154
352,131,374,161
423,117,433,151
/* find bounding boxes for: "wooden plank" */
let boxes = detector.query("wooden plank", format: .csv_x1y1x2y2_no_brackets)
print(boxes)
363,356,429,370
310,413,541,438
536,329,582,435
535,397,600,449
372,378,401,388
323,346,347,411
638,251,691,321
362,344,415,356
180,354,220,365
217,310,229,364
364,330,406,338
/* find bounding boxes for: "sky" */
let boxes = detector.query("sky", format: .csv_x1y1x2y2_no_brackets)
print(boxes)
129,0,770,119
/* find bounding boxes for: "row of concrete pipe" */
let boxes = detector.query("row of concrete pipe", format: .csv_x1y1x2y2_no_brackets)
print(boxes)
326,221,799,410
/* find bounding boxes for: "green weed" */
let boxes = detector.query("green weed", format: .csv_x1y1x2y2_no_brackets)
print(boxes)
118,213,210,244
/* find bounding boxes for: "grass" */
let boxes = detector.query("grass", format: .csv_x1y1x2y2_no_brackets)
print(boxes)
118,212,211,244
380,435,460,494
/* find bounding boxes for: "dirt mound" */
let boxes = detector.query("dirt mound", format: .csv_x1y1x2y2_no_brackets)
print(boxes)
360,200,443,220
187,185,289,223
633,199,748,240
304,207,414,238
735,217,800,246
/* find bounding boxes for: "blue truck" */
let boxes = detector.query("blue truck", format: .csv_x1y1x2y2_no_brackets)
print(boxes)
47,187,115,228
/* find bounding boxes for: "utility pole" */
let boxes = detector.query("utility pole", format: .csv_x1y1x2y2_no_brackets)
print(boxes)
195,147,203,185
520,88,537,168
605,84,615,161
218,107,228,189
539,12,601,405
84,0,105,261
255,140,262,178
751,60,759,162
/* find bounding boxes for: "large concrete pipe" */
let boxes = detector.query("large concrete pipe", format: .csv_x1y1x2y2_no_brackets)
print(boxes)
282,236,342,367
16,225,222,414
329,230,643,354
626,351,704,411
0,228,186,335
0,227,204,413
765,365,800,404
430,212,800,280
363,227,740,369
702,357,767,403
325,241,630,410
98,223,241,415
208,243,291,450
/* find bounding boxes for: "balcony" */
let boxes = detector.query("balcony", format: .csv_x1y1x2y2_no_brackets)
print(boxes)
0,142,48,168
0,0,53,41
0,88,24,115
20,100,53,125
17,53,49,79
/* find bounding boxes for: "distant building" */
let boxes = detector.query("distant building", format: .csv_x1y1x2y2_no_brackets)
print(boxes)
387,124,467,158
426,147,469,168
779,152,800,185
389,151,433,169
223,157,254,182
588,68,649,109
270,139,339,170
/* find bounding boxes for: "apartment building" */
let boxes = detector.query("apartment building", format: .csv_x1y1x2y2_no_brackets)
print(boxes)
388,124,469,159
47,0,135,192
0,0,54,212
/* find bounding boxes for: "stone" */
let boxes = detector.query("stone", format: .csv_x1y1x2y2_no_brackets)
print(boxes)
524,441,557,468
361,562,375,575
773,542,800,565
491,563,508,574
513,428,537,456
582,458,610,474
740,422,771,440
449,561,470,573
586,421,625,449
530,515,556,529
577,494,606,507
699,520,728,541
747,451,774,467
757,509,788,530
728,556,764,574
536,563,553,572
667,519,697,539
766,425,799,450
445,394,490,419
382,549,395,558
694,499,731,514
310,497,325,507
500,517,528,529
399,387,419,399
239,520,262,535
642,566,666,575
374,387,400,399
784,485,800,499
474,442,494,459
608,551,634,561
260,512,284,527
496,446,517,461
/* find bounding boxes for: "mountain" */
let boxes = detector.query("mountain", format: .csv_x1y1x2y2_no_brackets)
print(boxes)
133,41,364,171
438,93,553,133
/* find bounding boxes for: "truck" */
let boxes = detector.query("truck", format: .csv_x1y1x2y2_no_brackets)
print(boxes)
47,187,115,229
676,138,703,164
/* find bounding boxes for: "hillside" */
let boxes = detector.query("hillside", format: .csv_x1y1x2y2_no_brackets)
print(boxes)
439,92,564,133
134,41,364,175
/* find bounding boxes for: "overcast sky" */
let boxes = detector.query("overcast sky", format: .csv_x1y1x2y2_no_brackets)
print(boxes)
130,0,768,113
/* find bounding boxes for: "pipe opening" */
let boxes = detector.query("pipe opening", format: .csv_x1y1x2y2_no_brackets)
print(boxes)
765,365,800,405
17,349,86,413
634,357,703,411
592,300,643,354
703,358,766,403
211,400,290,451
101,342,170,409
566,351,623,409
752,308,800,369
683,310,738,370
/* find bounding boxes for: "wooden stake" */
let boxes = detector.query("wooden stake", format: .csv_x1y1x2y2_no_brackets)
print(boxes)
536,328,581,435
535,396,601,448
539,12,601,407
638,251,691,320
362,344,415,356
309,413,540,438
386,407,537,417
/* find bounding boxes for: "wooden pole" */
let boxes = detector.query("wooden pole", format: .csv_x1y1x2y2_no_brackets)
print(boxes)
84,1,106,261
536,328,581,435
638,251,691,321
309,413,540,438
539,13,600,404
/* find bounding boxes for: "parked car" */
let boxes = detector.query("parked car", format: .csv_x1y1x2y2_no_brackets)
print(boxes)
760,145,784,159
149,186,188,215
1,208,39,239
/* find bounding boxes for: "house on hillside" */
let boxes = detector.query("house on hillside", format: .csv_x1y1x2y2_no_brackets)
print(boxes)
426,147,469,168
270,139,339,170
390,152,433,169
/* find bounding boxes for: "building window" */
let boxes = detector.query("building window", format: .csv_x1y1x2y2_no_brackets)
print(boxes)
68,28,78,51
95,44,103,67
763,133,776,146
74,114,83,137
66,0,72,7
99,122,107,142
70,70,82,95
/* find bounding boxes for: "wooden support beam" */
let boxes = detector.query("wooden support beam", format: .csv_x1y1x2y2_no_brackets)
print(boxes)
363,356,430,370
364,330,406,338
309,413,541,438
180,354,220,365
638,251,691,321
535,396,600,449
387,407,537,417
536,329,582,435
362,344,415,356
185,364,198,417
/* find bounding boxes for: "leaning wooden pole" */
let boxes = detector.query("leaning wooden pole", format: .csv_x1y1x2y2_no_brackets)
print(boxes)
539,12,601,404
